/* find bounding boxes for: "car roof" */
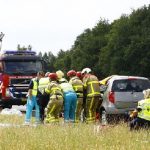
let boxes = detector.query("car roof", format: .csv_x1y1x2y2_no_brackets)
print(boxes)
109,75,149,81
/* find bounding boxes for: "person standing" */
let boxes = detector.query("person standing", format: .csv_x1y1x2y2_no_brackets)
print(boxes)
67,70,84,123
24,71,44,125
44,73,64,123
37,74,50,122
59,77,77,123
81,68,101,124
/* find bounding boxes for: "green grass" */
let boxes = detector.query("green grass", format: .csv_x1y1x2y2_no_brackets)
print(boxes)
0,115,149,150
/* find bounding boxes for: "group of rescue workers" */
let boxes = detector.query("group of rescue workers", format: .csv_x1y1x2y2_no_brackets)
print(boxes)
24,67,150,130
24,68,102,125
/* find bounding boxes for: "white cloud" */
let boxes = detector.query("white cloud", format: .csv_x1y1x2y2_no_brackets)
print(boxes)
0,0,149,55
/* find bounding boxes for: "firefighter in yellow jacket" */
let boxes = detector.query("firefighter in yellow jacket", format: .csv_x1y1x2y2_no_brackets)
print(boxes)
44,73,63,123
130,89,150,130
81,68,101,123
67,70,84,123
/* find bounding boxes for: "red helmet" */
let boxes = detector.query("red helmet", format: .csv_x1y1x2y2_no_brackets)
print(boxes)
67,70,76,77
48,73,58,80
76,71,82,79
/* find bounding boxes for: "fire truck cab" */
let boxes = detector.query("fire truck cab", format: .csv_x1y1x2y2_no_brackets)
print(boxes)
0,50,43,108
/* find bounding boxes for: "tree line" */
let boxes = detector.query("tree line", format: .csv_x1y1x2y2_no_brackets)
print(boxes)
19,5,150,79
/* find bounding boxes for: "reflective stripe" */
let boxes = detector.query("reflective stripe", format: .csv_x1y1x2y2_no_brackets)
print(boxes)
45,88,50,94
87,81,99,85
87,92,100,97
52,87,61,92
87,80,100,97
89,97,94,120
51,87,62,95
45,83,63,96
77,93,83,97
73,85,83,91
90,83,94,94
49,105,56,114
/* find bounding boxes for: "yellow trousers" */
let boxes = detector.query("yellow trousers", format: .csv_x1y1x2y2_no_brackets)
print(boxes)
85,96,101,123
75,97,83,122
44,95,63,123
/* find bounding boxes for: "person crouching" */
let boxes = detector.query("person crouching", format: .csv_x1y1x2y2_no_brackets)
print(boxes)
129,89,150,130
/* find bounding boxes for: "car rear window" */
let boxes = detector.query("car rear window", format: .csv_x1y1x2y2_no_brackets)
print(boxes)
112,79,150,92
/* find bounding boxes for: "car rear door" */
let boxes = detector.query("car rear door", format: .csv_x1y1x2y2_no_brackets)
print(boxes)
111,78,150,109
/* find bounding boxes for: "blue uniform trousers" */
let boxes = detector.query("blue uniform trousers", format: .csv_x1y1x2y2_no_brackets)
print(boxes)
64,91,77,122
25,96,40,123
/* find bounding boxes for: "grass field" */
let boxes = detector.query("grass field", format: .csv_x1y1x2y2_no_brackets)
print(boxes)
0,114,149,150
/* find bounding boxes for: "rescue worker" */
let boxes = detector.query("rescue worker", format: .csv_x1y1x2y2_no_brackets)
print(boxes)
81,68,101,123
130,89,150,130
37,73,50,122
76,71,83,80
24,71,44,125
67,70,84,123
44,73,64,123
59,77,77,123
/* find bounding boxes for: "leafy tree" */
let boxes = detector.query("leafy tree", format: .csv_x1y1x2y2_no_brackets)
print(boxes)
42,51,56,72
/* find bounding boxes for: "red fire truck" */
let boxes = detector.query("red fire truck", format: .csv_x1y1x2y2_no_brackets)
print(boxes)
0,50,43,108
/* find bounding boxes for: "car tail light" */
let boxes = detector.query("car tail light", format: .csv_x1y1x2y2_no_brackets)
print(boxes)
108,91,115,103
128,77,137,80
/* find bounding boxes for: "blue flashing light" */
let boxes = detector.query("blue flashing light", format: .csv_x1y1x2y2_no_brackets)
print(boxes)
3,50,36,55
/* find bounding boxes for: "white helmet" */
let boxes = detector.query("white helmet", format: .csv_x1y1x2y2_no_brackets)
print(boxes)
45,72,50,77
56,70,64,79
81,68,91,74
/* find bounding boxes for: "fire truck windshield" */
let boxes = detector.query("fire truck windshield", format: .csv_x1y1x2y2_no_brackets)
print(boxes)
3,60,43,75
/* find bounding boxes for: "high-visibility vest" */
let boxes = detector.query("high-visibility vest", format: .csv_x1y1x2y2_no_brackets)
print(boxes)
138,98,150,121
69,76,83,97
60,82,74,93
32,78,39,96
83,74,100,97
38,77,50,94
45,81,63,96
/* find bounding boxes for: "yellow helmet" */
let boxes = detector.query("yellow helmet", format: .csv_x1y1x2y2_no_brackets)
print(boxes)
56,70,64,79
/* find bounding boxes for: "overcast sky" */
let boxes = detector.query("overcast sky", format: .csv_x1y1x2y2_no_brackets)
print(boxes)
0,0,149,55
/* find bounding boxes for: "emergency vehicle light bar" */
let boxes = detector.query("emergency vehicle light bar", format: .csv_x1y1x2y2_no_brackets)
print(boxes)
3,50,36,56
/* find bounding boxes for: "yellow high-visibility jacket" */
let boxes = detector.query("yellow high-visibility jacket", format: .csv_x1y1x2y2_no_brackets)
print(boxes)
138,98,150,121
31,78,38,96
38,77,50,94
